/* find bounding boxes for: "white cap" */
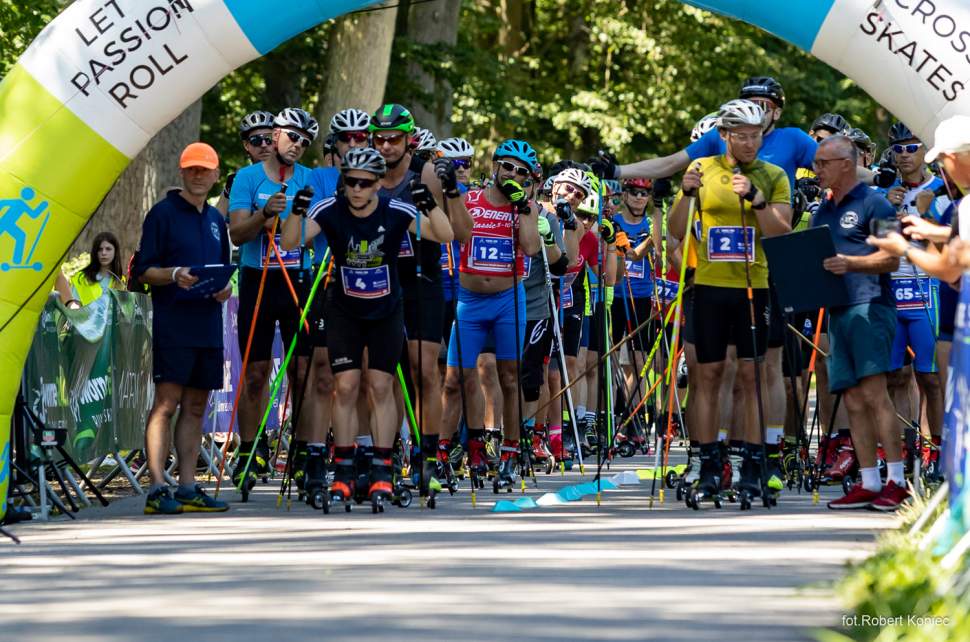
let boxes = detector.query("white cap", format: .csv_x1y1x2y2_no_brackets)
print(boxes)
925,115,970,163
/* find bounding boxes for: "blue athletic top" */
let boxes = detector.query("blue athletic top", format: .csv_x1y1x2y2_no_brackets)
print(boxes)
613,212,653,299
686,126,817,193
308,167,341,265
228,162,313,270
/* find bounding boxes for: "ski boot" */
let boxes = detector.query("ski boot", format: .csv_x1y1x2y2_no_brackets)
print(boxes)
531,427,555,474
765,442,785,494
467,431,488,490
485,430,503,479
448,438,467,480
686,444,722,509
614,430,637,459
493,441,520,494
437,439,460,494
391,438,414,508
353,444,373,506
420,455,443,509
291,441,309,499
303,447,330,513
674,452,699,502
559,424,576,471
922,436,943,485
232,439,270,502
821,434,856,484
330,460,356,513
736,445,774,510
368,458,394,514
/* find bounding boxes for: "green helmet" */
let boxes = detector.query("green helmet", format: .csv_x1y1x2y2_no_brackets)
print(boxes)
368,103,416,133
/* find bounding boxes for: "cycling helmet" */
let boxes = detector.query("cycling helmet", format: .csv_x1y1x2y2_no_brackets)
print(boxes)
889,122,917,144
368,103,416,133
329,108,371,133
412,127,437,152
541,176,556,196
812,113,848,135
623,178,653,191
548,159,590,177
739,76,785,108
341,147,387,177
275,108,320,140
717,99,766,130
493,139,541,174
437,137,474,158
846,127,873,151
240,110,276,138
690,112,719,142
553,167,592,196
576,188,600,218
603,179,621,195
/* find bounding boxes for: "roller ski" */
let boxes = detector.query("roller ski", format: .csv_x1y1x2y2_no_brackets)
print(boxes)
736,446,776,510
437,440,460,495
493,441,520,494
303,446,331,513
330,459,356,513
291,441,309,500
467,432,489,490
232,438,270,502
484,430,502,480
391,439,413,508
530,427,556,475
556,424,576,471
685,444,723,510
368,459,394,514
420,455,444,509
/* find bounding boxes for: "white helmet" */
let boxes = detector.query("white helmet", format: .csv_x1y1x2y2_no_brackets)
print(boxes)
330,108,370,133
412,127,437,152
553,167,592,197
240,110,276,138
690,112,719,142
716,99,766,131
577,188,600,218
342,147,387,177
437,137,474,158
275,107,320,140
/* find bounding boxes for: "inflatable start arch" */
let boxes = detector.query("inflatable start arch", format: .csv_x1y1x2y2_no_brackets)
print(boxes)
1,0,968,517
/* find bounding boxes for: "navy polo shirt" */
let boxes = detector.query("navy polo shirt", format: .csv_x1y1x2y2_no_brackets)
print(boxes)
132,189,230,349
811,182,895,308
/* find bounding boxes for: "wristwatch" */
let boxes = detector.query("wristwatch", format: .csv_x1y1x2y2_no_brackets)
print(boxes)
752,200,767,211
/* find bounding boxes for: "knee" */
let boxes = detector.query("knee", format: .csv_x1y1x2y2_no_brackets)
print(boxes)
334,376,359,404
244,363,270,398
735,362,756,389
181,396,206,420
842,387,864,414
886,369,909,390
696,365,724,389
443,368,462,399
497,364,518,392
367,374,393,401
315,366,334,397
916,372,942,396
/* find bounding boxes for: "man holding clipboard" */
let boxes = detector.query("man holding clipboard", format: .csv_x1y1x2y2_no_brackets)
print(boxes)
811,135,905,511
132,142,232,515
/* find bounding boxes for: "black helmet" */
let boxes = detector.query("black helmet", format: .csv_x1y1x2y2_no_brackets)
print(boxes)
368,103,416,133
739,76,785,108
846,127,873,151
812,113,848,135
889,122,917,144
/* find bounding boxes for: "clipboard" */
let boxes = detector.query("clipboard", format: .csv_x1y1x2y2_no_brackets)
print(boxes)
762,226,849,314
175,264,237,300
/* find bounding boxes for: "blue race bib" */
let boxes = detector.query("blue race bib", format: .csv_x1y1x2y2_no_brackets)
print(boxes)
261,233,303,269
707,226,755,262
891,277,933,311
341,265,391,299
626,258,646,279
656,278,679,304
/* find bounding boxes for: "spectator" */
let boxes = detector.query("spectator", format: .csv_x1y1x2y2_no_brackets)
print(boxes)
56,232,125,308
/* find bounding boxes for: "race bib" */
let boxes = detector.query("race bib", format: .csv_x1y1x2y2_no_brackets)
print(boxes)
892,277,933,311
469,235,526,275
261,233,302,269
626,258,646,279
399,234,414,258
655,279,679,304
560,272,579,309
707,226,755,262
341,265,391,299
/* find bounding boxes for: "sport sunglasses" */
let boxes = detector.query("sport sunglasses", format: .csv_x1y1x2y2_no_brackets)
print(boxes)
624,189,650,198
497,160,532,178
344,176,378,189
282,129,312,148
247,134,273,147
451,158,471,169
338,131,369,144
891,143,922,155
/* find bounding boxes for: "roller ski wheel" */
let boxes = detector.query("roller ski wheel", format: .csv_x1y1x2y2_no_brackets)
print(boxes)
686,486,722,510
307,486,331,513
736,481,761,511
393,487,413,508
233,472,257,503
665,470,679,490
739,490,753,511
802,474,815,493
841,475,855,496
617,441,636,459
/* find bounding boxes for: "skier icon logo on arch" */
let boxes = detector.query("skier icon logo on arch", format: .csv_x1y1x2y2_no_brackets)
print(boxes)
0,186,51,272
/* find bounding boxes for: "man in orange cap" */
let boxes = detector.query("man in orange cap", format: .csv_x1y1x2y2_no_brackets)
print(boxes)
132,142,232,515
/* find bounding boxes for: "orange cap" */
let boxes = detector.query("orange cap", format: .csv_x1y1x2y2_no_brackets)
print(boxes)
180,142,219,169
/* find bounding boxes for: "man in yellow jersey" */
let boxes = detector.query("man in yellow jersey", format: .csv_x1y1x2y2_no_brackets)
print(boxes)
668,99,792,504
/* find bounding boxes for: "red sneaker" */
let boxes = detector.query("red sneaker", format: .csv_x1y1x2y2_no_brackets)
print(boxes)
870,481,910,512
827,483,880,510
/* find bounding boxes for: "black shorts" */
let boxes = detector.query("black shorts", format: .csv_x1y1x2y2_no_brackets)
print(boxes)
561,310,583,358
521,318,554,401
153,344,223,390
587,301,610,353
781,310,814,378
309,284,327,348
682,283,695,345
610,296,655,351
692,284,769,364
767,284,785,349
325,292,404,375
238,267,312,362
404,281,444,343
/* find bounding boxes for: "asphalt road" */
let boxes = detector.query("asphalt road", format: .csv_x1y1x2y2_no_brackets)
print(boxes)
0,455,895,642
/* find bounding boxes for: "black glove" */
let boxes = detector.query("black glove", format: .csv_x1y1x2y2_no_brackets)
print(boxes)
588,150,619,180
874,161,898,189
555,198,577,230
599,218,616,244
652,177,672,206
291,186,314,216
434,157,459,195
796,176,821,203
409,180,437,213
222,172,237,199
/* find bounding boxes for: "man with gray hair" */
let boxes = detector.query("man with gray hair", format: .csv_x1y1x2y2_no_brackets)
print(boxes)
811,135,905,511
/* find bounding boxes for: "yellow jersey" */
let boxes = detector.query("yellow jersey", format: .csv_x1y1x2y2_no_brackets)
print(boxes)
672,155,790,290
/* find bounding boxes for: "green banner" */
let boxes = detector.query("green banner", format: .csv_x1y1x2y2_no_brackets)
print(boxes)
24,291,152,460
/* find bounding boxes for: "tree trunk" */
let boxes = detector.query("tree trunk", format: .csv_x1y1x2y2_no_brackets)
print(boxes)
315,1,399,147
403,0,462,138
71,101,202,265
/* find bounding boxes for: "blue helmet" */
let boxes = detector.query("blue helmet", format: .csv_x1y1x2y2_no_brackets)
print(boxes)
493,139,540,175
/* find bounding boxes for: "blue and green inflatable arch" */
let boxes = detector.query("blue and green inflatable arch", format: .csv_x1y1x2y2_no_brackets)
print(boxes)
1,0,968,519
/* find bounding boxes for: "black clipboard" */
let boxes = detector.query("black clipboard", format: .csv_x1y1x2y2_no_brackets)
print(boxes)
762,226,849,314
175,264,237,300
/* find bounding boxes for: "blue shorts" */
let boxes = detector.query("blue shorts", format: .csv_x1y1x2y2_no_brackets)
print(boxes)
447,284,526,368
827,303,896,393
890,306,939,373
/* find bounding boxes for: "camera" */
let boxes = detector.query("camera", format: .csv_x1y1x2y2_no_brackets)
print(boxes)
871,217,902,238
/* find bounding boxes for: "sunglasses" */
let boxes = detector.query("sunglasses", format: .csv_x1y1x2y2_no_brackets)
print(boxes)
373,133,406,146
247,134,273,147
498,160,531,178
283,129,311,148
892,143,922,154
558,182,585,197
625,189,649,198
338,131,369,144
452,158,471,169
344,176,378,189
